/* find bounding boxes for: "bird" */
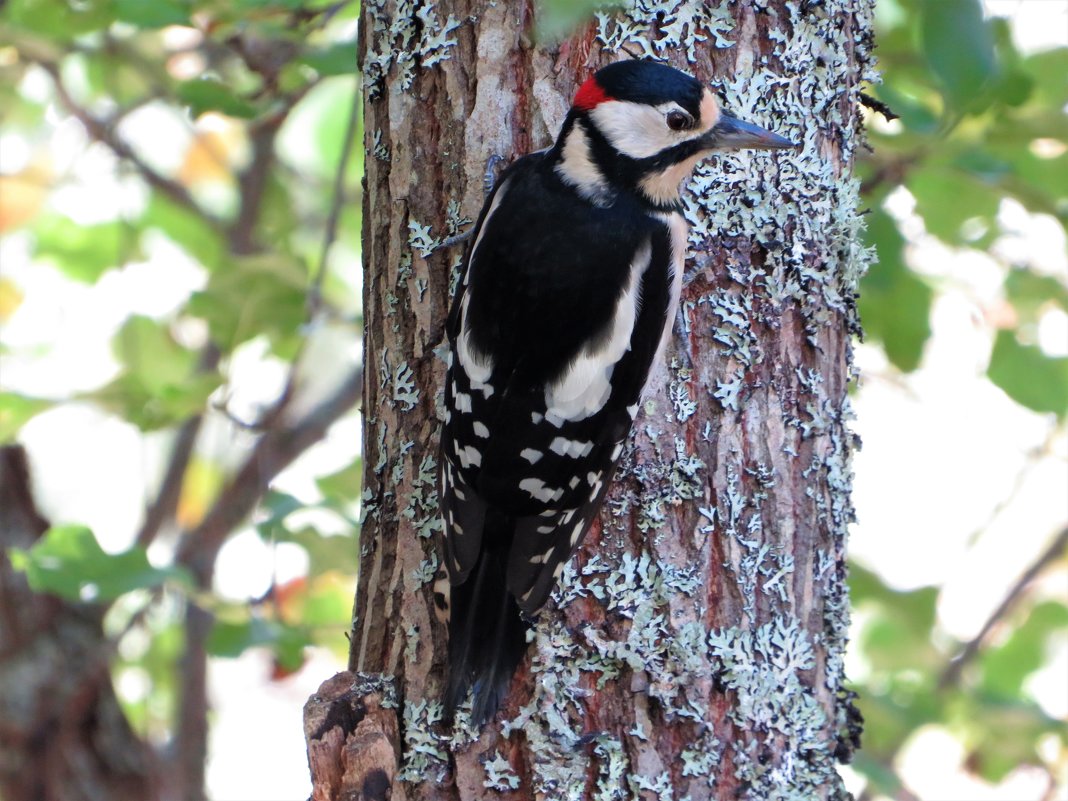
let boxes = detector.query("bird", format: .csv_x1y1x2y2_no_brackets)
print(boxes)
437,59,794,725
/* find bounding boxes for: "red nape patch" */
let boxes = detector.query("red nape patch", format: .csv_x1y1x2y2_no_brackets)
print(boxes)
573,77,612,111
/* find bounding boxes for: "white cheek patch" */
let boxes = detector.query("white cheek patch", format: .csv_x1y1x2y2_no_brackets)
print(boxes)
545,239,652,421
590,99,703,160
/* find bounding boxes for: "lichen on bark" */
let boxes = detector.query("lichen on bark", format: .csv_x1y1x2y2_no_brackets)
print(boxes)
327,1,876,798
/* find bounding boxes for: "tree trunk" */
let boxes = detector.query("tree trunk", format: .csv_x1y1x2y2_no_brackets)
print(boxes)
0,446,160,801
306,1,873,798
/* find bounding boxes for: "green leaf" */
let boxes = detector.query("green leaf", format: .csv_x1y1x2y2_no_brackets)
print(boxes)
298,39,357,76
870,82,940,135
33,216,139,283
1005,268,1068,321
979,601,1068,698
187,253,307,354
206,615,310,669
177,78,258,119
114,0,189,28
958,696,1065,782
920,0,998,113
316,459,362,503
858,209,932,371
85,315,221,429
207,616,280,657
143,194,227,272
850,564,942,672
908,166,999,243
112,316,198,392
3,0,117,39
1020,47,1068,108
10,525,188,602
88,371,220,430
0,393,53,443
987,329,1068,417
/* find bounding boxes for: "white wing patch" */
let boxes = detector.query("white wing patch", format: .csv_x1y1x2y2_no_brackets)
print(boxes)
545,239,652,421
456,294,493,384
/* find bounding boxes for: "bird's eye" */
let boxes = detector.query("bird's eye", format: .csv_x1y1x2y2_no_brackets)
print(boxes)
666,110,691,131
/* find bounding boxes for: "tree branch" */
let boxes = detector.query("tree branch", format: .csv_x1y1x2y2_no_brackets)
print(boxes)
940,525,1068,689
176,365,362,578
35,60,223,229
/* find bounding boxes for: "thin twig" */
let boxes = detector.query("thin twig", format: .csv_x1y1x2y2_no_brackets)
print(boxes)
36,60,223,228
136,417,202,548
965,425,1061,548
940,525,1068,689
307,80,361,319
175,366,362,577
859,91,899,122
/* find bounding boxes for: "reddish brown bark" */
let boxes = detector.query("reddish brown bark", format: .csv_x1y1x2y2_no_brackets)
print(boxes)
309,2,872,798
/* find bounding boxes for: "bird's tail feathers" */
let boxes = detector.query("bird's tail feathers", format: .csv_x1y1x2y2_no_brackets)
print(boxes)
444,511,529,726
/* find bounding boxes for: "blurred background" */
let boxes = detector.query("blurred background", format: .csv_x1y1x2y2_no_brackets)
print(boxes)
0,0,1064,799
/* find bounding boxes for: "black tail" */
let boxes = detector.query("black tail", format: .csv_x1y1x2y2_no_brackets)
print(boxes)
443,513,530,726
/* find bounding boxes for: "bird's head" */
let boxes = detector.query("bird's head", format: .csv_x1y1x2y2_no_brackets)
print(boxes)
554,60,795,207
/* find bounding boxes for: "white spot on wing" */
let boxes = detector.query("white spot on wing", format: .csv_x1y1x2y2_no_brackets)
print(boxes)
570,521,584,546
472,421,490,438
457,295,493,385
519,477,564,503
454,392,473,413
520,448,543,464
642,212,687,398
458,445,482,469
549,437,594,458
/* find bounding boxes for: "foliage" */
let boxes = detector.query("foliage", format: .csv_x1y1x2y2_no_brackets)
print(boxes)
854,0,1068,796
0,0,363,781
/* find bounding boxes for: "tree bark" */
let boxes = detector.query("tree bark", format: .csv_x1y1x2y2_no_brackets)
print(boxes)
0,446,160,801
307,1,874,798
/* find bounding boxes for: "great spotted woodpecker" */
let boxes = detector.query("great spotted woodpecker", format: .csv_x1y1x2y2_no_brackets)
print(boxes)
439,59,793,724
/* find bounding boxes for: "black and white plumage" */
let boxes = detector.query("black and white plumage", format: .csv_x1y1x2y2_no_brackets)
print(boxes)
438,60,793,724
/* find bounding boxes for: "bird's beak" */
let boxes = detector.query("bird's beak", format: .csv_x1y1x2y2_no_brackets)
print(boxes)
701,113,795,151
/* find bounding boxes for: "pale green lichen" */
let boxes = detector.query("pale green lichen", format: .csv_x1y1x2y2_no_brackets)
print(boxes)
483,751,521,791
363,0,462,99
397,698,449,783
407,219,439,258
392,362,419,411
